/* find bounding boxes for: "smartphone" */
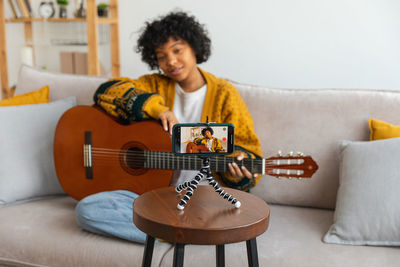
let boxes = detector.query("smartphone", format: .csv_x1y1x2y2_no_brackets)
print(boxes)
172,123,235,156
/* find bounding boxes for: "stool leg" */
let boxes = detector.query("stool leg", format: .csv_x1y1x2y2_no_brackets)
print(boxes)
246,238,259,267
173,243,185,267
216,244,225,267
142,235,155,267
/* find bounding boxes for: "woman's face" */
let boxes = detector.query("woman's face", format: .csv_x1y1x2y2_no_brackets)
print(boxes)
155,37,198,84
204,130,212,139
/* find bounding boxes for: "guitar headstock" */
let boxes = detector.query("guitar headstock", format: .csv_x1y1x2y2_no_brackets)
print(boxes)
265,151,318,179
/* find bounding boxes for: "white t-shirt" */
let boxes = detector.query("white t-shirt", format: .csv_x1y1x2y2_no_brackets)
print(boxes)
170,83,208,186
173,83,207,123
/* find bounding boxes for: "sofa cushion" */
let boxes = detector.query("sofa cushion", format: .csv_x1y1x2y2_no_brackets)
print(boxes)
0,85,49,106
323,138,400,246
1,197,399,267
230,80,400,209
0,197,173,267
0,97,76,206
160,204,400,267
369,118,400,140
15,65,107,105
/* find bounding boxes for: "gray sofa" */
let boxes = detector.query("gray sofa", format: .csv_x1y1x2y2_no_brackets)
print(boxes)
0,65,399,266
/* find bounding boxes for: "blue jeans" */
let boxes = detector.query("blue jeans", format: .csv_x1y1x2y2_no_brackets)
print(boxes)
75,190,147,243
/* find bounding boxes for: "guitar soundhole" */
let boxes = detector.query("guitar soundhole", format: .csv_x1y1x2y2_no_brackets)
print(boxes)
120,142,148,176
125,147,144,169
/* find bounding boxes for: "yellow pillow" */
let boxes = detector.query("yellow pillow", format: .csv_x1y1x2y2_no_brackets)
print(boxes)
0,86,49,106
369,118,400,141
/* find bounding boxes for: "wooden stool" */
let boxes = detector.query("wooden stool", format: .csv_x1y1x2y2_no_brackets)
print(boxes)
133,185,270,267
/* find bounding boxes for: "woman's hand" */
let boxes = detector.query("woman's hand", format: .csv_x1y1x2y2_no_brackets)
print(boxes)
159,110,179,135
228,152,259,179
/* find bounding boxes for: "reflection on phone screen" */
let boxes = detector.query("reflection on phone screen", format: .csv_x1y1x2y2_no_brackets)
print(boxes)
181,126,228,154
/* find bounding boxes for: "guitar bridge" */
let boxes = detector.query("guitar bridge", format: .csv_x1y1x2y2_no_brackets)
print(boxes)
84,131,93,179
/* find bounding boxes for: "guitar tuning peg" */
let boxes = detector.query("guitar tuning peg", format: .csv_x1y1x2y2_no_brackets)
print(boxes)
277,150,282,157
297,151,304,157
287,151,294,157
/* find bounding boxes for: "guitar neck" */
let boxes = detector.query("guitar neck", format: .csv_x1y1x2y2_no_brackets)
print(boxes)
143,151,264,174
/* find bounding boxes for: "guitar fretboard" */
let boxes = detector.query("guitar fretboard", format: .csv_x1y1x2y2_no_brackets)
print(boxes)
141,151,264,173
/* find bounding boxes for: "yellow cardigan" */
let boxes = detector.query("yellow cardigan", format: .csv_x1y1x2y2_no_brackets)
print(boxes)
94,68,263,191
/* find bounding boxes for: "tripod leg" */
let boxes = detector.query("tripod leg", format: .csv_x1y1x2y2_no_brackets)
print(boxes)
177,183,196,210
176,172,204,210
175,172,204,193
207,176,241,208
175,180,191,193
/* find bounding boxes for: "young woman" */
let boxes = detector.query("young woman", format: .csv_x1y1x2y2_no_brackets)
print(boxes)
75,11,262,243
193,127,225,153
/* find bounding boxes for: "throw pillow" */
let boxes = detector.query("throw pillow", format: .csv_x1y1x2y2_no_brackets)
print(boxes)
0,85,49,106
369,118,400,141
0,97,77,206
323,138,400,246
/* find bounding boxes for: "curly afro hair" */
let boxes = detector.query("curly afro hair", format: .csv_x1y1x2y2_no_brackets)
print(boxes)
136,11,211,70
202,127,214,136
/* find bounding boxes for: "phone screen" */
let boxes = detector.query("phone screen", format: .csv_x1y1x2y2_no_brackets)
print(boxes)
172,123,234,156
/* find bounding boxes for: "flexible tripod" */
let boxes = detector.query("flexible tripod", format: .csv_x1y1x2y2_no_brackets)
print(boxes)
175,157,241,210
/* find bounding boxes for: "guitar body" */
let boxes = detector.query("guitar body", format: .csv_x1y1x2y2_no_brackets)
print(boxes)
186,142,209,153
54,106,173,200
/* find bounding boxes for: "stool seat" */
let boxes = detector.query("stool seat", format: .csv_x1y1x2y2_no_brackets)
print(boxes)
134,185,270,245
134,186,270,267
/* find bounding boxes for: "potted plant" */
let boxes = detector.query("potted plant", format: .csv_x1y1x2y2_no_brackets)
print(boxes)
97,3,109,17
56,0,69,18
74,0,85,18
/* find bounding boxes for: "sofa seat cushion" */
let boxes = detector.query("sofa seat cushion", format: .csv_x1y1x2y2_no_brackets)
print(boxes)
1,197,398,267
159,204,400,267
0,197,173,267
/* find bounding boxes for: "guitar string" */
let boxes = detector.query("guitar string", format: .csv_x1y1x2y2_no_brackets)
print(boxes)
88,153,301,172
87,157,285,175
91,147,305,159
89,148,298,166
91,147,304,160
90,152,270,164
86,148,306,175
88,151,302,174
90,157,275,171
90,147,304,159
84,149,307,176
87,159,275,173
91,157,267,167
89,153,267,171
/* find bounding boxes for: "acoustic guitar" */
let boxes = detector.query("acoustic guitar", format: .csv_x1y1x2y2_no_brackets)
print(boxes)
186,142,209,153
54,106,318,200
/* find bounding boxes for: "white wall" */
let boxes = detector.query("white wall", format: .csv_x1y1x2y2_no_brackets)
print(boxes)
4,0,400,89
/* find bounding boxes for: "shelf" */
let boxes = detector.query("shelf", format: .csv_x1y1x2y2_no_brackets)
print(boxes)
5,17,118,24
0,0,120,99
98,18,118,24
5,17,44,22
